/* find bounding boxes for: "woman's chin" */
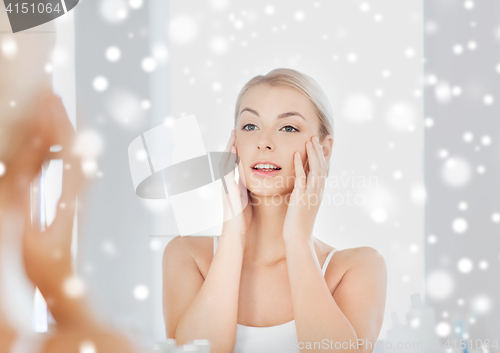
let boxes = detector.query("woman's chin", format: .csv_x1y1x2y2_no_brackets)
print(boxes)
248,187,293,199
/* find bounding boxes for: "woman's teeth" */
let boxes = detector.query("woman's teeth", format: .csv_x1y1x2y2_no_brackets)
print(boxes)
253,163,281,170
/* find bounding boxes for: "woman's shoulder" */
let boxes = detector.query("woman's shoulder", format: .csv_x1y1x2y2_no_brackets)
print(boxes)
325,244,386,278
162,236,213,277
314,239,385,272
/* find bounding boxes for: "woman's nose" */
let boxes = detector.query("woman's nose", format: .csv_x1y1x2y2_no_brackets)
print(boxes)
257,137,274,151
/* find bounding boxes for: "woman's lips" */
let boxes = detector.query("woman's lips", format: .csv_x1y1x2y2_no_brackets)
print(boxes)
251,167,282,177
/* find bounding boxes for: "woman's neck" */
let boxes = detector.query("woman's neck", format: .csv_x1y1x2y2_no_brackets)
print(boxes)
244,193,291,266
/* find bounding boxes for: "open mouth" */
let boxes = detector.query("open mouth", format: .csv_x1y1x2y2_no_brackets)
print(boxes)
251,163,282,172
251,162,282,176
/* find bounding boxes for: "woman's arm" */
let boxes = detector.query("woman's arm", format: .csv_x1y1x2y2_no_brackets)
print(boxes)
285,241,387,353
162,233,244,353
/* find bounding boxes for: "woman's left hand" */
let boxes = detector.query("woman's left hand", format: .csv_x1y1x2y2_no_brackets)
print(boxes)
283,136,328,244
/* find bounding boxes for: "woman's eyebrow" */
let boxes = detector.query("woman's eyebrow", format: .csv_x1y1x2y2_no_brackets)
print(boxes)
240,107,305,120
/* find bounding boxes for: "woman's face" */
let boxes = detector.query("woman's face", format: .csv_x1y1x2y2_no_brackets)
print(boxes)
234,84,326,197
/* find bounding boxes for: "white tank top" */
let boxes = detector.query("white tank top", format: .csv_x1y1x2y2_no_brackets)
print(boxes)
212,237,338,353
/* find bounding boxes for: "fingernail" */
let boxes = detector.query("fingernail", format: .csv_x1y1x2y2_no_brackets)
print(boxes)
315,136,319,143
296,152,301,159
231,130,235,135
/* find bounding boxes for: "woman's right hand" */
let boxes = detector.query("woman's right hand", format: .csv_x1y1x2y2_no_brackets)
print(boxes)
219,130,252,246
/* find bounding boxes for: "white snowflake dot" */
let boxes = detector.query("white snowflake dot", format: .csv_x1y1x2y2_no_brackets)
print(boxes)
134,284,150,300
436,322,451,337
105,46,121,62
264,5,275,15
346,52,357,63
141,100,151,110
457,258,473,273
463,132,473,143
294,11,305,21
212,81,222,92
452,86,462,96
478,260,488,270
92,76,108,92
464,0,474,10
452,218,468,234
483,95,494,105
79,340,96,353
453,44,464,55
426,74,437,85
63,275,86,298
129,0,143,9
141,57,156,72
410,318,420,328
438,149,448,158
359,2,370,12
405,47,415,57
480,135,491,146
234,19,244,30
427,234,437,244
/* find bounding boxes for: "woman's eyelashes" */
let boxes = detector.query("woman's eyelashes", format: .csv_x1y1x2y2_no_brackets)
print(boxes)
280,125,299,133
241,124,299,133
242,123,258,131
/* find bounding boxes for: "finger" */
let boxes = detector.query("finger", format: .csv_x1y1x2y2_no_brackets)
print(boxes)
311,136,328,186
219,130,236,186
221,146,240,218
294,151,306,190
238,172,249,208
228,146,242,212
306,140,320,188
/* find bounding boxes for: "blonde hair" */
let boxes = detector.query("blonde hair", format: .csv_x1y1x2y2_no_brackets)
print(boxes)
233,68,334,175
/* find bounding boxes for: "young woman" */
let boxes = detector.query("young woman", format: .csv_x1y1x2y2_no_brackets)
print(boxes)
163,68,387,353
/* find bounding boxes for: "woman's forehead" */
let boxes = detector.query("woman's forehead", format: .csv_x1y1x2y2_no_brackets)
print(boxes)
239,85,315,116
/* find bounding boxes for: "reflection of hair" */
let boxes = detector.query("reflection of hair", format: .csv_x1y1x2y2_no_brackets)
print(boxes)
234,67,334,175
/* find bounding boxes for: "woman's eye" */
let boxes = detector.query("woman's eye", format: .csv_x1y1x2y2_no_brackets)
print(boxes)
281,125,299,133
243,124,258,131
